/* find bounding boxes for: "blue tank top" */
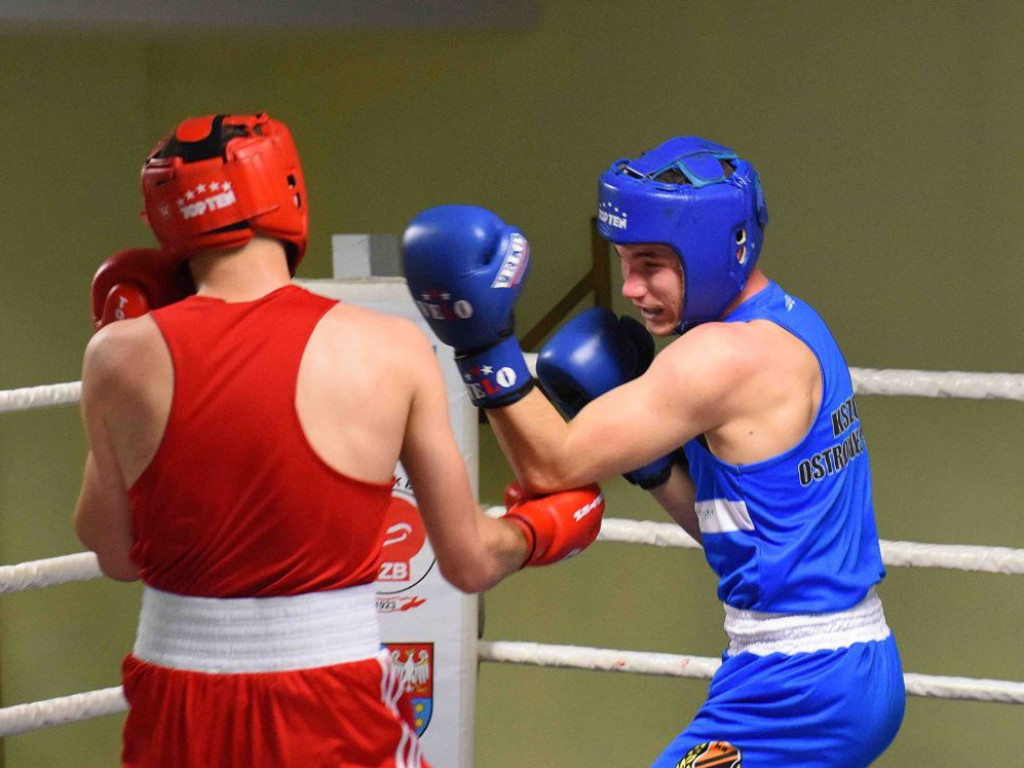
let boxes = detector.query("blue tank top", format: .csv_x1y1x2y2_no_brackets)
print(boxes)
682,281,885,613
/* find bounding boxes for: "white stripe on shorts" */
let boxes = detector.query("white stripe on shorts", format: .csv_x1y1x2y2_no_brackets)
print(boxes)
378,652,423,768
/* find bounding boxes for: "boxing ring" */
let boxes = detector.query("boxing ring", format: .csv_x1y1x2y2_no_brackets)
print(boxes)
0,365,1022,750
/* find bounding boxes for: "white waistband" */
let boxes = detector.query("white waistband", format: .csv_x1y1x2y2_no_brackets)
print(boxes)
134,584,381,673
723,588,891,657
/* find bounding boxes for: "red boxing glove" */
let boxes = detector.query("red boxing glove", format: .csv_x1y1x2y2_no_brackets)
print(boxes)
91,248,193,331
503,481,605,567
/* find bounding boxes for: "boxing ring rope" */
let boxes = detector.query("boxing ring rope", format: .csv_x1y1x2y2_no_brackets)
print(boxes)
2,512,1024,737
4,368,1024,414
0,553,102,593
474,642,1024,705
4,517,1024,598
5,646,1019,739
0,381,81,413
847,368,1024,400
3,656,1022,739
2,366,1023,738
0,688,127,739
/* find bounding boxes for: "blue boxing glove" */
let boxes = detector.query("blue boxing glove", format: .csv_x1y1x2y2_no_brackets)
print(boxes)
537,307,679,490
402,205,533,408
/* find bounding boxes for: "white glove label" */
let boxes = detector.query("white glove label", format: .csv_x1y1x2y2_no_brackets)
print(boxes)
491,233,530,289
495,367,518,389
573,493,605,521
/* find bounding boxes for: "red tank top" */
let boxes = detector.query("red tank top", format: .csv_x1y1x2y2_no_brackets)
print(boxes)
129,284,392,597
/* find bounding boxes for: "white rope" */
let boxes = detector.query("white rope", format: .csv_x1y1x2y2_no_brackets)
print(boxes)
489,511,1024,575
850,368,1024,401
0,369,1018,737
593,517,704,551
0,381,82,413
524,355,1024,402
0,687,127,737
877,539,1024,574
5,640,1019,737
0,552,102,593
901,673,1024,704
6,518,1024,597
478,641,1024,704
479,640,721,680
596,517,1024,575
4,366,1024,413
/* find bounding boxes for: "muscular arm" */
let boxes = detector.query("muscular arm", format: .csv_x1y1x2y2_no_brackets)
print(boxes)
73,328,140,582
398,329,528,592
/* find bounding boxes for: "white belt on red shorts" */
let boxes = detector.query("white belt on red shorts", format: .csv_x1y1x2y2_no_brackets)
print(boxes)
133,583,381,673
723,587,891,657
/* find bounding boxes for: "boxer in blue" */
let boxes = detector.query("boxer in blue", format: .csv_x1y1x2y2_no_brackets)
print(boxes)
400,137,905,766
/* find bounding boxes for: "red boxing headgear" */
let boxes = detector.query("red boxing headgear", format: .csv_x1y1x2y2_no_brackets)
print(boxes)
141,113,308,272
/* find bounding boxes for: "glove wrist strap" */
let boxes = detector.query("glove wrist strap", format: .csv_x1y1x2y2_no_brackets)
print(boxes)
456,336,534,408
623,448,688,490
623,458,673,490
503,514,539,569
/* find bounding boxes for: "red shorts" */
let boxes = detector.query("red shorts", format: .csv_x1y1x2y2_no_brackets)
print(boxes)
122,650,428,768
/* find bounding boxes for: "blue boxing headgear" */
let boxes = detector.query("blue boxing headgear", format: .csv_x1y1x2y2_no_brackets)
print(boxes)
597,136,768,333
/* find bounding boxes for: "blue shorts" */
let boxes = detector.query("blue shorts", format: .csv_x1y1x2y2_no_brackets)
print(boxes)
650,635,905,768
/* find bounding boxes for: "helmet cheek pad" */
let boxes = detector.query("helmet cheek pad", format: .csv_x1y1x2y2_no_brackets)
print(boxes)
596,137,768,333
141,113,308,272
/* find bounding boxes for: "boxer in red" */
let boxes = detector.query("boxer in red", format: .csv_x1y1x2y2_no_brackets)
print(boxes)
74,112,604,768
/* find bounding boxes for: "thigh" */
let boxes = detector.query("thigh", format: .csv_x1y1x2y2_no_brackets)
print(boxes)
650,636,904,768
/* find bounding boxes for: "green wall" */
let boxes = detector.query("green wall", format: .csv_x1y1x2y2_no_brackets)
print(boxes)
1,2,1022,765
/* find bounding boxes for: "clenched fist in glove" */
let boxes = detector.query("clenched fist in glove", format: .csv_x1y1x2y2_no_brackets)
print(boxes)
502,481,605,567
537,307,681,489
91,248,193,331
401,205,533,408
